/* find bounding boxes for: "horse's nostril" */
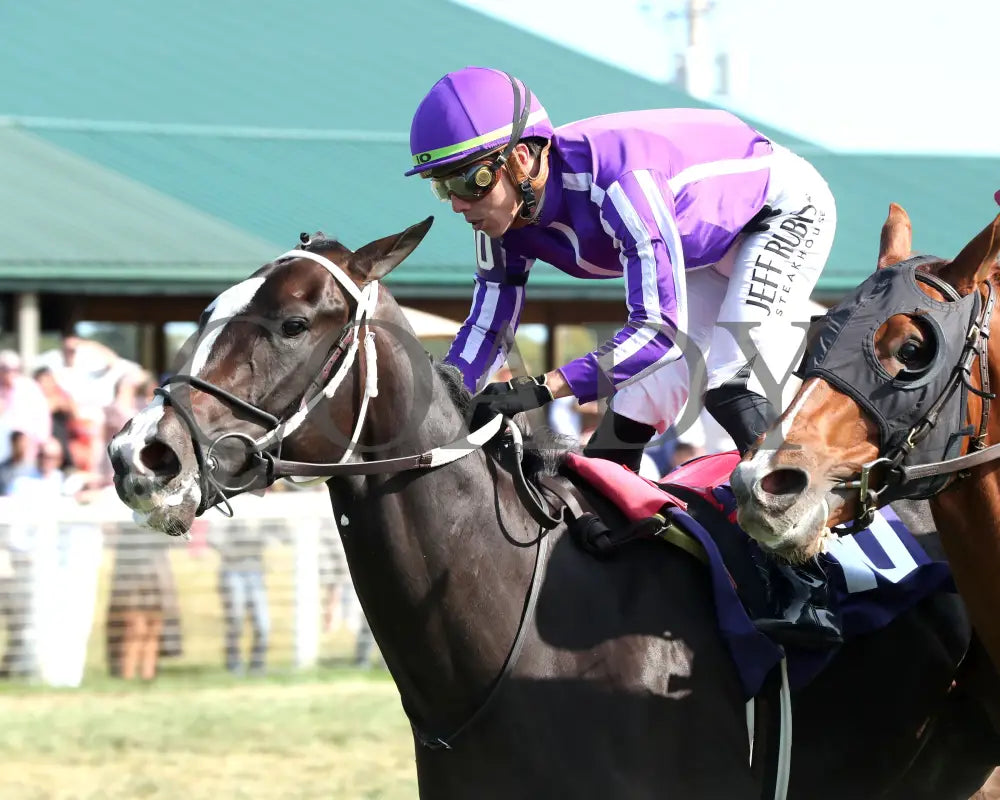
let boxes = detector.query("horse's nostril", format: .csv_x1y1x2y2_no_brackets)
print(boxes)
759,467,809,498
140,440,182,480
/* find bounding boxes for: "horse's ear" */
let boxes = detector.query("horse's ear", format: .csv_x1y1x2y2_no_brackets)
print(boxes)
350,217,434,283
877,203,912,269
938,213,1000,295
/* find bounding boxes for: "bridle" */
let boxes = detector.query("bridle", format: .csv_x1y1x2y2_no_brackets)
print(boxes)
154,244,377,512
155,245,566,749
806,262,999,530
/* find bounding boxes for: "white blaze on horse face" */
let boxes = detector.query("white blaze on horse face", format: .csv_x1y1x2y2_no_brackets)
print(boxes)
107,394,166,473
779,379,819,443
190,278,266,376
739,382,820,478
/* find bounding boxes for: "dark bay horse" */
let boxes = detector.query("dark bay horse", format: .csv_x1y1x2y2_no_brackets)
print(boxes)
108,218,997,798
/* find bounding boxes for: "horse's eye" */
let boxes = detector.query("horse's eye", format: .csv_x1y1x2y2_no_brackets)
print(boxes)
281,318,309,337
895,334,936,382
897,338,928,366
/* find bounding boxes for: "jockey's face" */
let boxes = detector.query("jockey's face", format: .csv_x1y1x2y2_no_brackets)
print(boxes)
444,144,534,239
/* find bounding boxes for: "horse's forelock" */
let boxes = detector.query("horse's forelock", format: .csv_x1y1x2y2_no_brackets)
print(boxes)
297,232,353,260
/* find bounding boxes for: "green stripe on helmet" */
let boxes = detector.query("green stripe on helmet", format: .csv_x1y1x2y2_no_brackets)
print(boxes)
412,109,549,167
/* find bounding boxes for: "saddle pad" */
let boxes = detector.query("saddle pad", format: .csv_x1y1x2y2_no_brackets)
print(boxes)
662,450,741,493
673,492,956,701
562,452,687,521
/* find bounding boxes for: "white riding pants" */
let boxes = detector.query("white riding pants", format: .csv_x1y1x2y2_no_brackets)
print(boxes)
610,145,838,435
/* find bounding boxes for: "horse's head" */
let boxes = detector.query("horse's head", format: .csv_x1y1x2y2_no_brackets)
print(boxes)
108,217,434,535
732,203,1000,561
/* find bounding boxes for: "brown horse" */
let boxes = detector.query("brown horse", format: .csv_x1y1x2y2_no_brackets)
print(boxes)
732,202,1000,720
108,218,998,798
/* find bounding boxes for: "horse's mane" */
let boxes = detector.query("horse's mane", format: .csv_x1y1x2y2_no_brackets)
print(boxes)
917,253,1000,292
433,360,579,479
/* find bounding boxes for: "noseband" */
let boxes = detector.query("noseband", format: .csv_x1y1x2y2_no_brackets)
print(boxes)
799,256,998,529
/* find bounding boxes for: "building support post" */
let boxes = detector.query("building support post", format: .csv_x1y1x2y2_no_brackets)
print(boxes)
15,291,40,366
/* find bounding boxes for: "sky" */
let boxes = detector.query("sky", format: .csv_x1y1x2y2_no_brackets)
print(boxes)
453,0,1000,155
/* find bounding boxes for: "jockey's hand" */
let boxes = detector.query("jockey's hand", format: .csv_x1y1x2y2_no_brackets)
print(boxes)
744,204,783,234
468,374,555,430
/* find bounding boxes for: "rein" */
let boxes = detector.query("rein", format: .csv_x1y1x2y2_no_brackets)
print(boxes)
832,273,998,529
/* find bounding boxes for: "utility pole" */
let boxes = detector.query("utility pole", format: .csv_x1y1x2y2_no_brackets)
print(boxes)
687,0,709,48
643,0,716,97
679,0,715,97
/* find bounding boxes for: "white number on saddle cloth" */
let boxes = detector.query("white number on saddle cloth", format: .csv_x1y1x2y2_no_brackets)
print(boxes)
825,512,920,594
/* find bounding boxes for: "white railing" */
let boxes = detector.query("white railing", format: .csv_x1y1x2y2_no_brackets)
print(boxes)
0,486,371,686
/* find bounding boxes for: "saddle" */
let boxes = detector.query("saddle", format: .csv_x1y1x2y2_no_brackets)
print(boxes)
555,451,761,605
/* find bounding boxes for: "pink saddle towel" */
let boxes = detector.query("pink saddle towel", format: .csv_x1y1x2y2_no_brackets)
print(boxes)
562,452,686,522
662,451,741,493
562,451,742,522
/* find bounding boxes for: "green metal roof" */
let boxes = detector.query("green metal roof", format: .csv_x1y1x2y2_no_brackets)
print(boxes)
0,0,996,301
807,153,1000,297
0,127,278,294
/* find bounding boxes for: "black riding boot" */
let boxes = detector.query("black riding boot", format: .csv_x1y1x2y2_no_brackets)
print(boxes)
582,410,656,472
751,554,844,650
704,380,778,456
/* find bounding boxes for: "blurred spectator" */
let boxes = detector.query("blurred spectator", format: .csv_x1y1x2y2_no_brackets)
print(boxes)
320,519,383,668
319,524,343,635
33,367,78,470
0,350,51,466
670,441,706,471
10,435,104,501
37,335,141,475
106,526,181,681
0,431,38,495
209,520,271,675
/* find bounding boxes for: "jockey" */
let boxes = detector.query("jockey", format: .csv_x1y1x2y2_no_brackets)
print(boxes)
405,67,842,648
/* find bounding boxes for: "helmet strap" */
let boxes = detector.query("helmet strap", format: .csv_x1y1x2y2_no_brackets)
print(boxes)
508,141,551,228
494,72,532,169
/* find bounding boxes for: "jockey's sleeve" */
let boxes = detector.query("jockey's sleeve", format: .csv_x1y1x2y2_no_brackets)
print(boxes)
445,231,535,392
559,170,687,403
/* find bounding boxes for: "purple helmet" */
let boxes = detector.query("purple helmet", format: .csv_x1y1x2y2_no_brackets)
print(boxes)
405,67,554,177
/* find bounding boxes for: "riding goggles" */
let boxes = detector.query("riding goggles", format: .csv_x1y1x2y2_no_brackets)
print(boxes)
429,160,502,202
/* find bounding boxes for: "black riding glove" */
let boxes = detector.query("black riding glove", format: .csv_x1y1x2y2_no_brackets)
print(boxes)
468,374,555,430
743,204,783,234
